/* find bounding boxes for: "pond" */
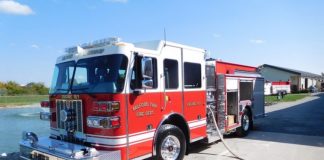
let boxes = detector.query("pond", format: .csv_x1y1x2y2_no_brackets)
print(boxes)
0,106,49,154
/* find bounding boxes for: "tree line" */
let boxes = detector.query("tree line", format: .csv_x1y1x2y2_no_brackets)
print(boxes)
0,81,49,96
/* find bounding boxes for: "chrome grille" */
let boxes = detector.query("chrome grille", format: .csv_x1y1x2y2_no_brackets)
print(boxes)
56,99,83,133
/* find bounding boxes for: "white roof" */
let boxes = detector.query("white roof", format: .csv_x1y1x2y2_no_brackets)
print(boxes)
56,38,206,64
134,40,205,53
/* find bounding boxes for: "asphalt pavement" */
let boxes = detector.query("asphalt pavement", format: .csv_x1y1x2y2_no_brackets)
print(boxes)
185,93,324,160
254,92,324,136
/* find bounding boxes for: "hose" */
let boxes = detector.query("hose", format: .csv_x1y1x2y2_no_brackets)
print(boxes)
207,106,244,160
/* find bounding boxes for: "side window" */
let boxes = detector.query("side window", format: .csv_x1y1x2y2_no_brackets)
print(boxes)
164,59,179,89
184,62,201,88
130,56,158,89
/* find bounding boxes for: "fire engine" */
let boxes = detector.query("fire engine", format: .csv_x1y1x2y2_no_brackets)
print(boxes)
20,37,265,160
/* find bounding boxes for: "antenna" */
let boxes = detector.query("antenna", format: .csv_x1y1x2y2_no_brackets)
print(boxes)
164,28,167,46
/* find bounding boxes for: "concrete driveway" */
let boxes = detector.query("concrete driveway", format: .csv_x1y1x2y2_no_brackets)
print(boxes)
185,93,324,160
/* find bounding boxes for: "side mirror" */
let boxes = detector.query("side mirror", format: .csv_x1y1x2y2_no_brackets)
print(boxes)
141,57,154,89
141,57,153,79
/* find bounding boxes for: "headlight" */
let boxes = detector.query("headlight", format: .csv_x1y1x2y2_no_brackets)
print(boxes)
87,116,120,129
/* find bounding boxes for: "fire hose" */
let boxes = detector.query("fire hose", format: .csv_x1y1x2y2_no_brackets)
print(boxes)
207,106,244,160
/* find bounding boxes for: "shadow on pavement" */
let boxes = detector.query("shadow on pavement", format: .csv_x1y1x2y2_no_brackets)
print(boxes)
187,141,238,159
243,93,324,147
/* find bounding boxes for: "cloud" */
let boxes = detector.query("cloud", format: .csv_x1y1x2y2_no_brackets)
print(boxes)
212,34,221,38
31,44,39,49
104,0,128,3
0,0,34,15
250,39,266,44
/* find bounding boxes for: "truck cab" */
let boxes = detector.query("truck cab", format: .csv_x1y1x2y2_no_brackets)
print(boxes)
20,37,207,160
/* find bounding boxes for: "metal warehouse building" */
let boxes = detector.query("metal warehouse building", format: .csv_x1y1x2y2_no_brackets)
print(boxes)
259,64,323,92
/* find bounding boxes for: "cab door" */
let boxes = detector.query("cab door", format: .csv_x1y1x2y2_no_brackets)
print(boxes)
160,46,183,114
182,49,207,141
127,54,162,159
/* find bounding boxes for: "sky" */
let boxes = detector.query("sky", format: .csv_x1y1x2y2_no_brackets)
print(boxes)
0,0,324,86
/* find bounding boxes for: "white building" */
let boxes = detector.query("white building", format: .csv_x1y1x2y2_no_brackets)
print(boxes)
259,64,323,92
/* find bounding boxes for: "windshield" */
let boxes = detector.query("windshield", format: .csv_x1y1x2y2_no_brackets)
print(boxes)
49,61,75,94
49,54,128,94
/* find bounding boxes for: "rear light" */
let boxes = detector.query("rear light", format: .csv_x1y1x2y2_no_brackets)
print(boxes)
87,116,120,129
40,101,50,108
40,112,51,121
93,101,120,112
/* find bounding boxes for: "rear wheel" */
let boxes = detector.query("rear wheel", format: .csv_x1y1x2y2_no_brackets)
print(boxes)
236,109,251,137
156,124,186,160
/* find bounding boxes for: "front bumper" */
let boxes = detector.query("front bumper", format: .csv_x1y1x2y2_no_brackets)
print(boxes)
20,136,121,160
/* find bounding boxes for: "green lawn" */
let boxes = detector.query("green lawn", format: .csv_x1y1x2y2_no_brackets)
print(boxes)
0,95,48,107
265,93,309,103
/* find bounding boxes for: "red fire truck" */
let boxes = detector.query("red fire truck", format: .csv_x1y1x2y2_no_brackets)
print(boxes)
20,38,265,160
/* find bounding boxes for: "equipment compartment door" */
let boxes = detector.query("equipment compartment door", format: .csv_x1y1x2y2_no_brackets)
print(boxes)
252,77,265,118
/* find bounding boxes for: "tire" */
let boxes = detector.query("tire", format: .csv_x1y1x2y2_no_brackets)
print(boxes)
236,109,251,137
155,124,186,160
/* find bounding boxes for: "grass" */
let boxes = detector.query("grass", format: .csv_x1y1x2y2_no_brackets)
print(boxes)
0,95,48,107
265,93,309,103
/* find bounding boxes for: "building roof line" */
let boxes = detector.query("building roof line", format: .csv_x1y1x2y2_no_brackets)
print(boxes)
260,64,323,79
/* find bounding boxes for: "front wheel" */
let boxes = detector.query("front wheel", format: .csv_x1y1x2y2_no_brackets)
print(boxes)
236,109,252,137
156,124,186,160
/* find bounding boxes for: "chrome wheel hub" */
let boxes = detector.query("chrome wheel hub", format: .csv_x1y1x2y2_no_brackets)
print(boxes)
242,115,250,131
161,135,181,160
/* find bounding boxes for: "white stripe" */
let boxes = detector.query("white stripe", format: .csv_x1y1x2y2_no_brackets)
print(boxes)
87,131,155,146
188,120,206,128
51,128,155,146
190,124,206,130
92,137,153,148
129,137,153,146
129,131,155,143
87,136,127,146
86,133,126,139
188,118,207,124
87,129,156,139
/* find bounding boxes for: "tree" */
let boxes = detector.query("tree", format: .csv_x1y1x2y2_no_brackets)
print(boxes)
25,82,49,95
0,81,49,95
5,81,25,95
0,82,7,95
